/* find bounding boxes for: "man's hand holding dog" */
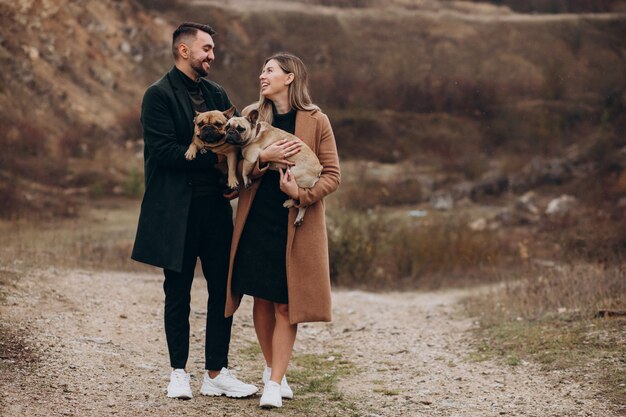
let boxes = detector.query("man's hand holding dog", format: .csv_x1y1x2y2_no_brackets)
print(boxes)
279,168,299,200
259,138,301,166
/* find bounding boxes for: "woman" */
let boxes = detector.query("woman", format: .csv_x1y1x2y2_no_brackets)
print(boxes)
225,52,340,408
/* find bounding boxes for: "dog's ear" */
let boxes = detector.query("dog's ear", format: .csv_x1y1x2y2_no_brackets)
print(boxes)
223,106,236,119
247,109,259,127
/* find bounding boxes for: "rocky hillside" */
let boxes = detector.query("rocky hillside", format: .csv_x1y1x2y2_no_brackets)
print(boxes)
0,0,172,215
0,0,625,225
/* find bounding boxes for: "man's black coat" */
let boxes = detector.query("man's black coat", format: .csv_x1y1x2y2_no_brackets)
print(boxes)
131,66,235,272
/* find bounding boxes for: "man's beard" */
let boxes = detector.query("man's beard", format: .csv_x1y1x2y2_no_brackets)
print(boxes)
190,53,209,78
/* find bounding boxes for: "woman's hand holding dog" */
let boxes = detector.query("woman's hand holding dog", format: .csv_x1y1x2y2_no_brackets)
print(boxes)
259,138,301,166
279,168,299,200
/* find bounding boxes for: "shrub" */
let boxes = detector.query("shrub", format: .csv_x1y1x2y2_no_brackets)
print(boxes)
551,213,626,264
327,208,511,289
482,263,625,319
0,180,21,219
9,157,69,187
397,77,501,117
327,209,391,284
123,168,144,198
58,128,88,158
336,177,423,209
0,118,49,162
116,107,142,141
135,0,179,10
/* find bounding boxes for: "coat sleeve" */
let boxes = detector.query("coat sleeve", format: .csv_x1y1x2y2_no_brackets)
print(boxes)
234,158,269,181
249,159,271,179
297,113,341,207
141,85,217,170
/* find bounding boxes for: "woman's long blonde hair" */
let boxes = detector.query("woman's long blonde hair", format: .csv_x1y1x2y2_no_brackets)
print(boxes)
254,52,319,124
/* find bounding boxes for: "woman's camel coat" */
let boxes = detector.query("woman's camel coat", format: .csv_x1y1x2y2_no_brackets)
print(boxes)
225,108,341,324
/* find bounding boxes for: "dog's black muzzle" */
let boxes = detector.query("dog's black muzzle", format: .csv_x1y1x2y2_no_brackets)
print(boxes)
198,126,224,144
225,129,245,146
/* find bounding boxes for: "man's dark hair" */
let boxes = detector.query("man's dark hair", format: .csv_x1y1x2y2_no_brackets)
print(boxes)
172,22,216,59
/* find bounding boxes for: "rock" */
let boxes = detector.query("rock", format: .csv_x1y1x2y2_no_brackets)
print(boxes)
407,209,428,218
89,65,116,90
78,337,112,345
469,218,487,231
516,191,540,215
451,181,473,199
430,193,453,211
545,194,577,216
23,45,40,60
511,157,573,192
496,192,542,224
470,171,509,200
119,41,131,54
137,363,158,371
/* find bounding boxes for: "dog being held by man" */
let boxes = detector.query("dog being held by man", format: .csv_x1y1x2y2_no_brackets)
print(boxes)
185,106,241,190
224,108,323,226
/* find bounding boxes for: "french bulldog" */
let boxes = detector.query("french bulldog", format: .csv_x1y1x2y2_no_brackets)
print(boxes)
185,107,239,190
224,109,323,226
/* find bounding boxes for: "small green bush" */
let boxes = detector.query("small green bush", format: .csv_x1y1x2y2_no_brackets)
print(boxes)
123,168,144,198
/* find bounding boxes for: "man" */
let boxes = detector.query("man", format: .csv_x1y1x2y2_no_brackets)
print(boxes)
131,22,257,400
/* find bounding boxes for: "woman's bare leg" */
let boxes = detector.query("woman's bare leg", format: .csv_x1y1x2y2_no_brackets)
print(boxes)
270,303,297,383
253,297,276,367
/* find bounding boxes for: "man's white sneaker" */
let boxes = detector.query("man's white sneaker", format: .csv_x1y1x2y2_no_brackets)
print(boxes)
200,368,258,398
167,369,193,399
263,366,293,399
260,381,282,408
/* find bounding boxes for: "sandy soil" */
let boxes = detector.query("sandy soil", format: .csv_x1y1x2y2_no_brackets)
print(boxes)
0,268,618,416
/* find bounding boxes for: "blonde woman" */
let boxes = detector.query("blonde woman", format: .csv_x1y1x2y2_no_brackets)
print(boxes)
225,52,341,408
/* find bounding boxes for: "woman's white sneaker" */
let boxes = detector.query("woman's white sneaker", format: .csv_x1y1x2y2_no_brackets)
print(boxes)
263,366,293,399
260,381,282,408
167,369,193,399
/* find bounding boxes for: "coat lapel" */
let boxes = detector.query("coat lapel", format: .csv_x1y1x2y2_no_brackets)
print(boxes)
295,110,318,152
166,67,195,137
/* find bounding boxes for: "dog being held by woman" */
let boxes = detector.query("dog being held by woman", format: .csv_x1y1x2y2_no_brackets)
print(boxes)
224,108,322,226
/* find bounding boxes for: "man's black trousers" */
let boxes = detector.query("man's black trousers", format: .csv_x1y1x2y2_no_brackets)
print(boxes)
163,194,234,370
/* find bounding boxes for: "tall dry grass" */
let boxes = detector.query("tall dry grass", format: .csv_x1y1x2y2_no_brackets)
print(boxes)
327,208,513,289
0,110,145,219
466,262,626,407
495,264,625,319
0,201,147,272
460,0,626,13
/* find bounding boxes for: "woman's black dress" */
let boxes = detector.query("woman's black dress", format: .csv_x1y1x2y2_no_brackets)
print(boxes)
231,108,297,304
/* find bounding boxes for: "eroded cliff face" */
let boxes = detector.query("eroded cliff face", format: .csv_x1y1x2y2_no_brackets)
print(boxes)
0,0,171,136
2,0,623,143
0,0,175,215
0,0,624,217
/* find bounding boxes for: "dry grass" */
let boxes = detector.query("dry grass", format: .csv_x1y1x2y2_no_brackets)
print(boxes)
0,199,147,272
460,0,626,13
327,207,513,289
484,264,625,318
0,110,145,219
549,214,626,265
466,263,626,408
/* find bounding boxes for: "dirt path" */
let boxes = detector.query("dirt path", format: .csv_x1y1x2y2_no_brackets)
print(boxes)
0,268,617,416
